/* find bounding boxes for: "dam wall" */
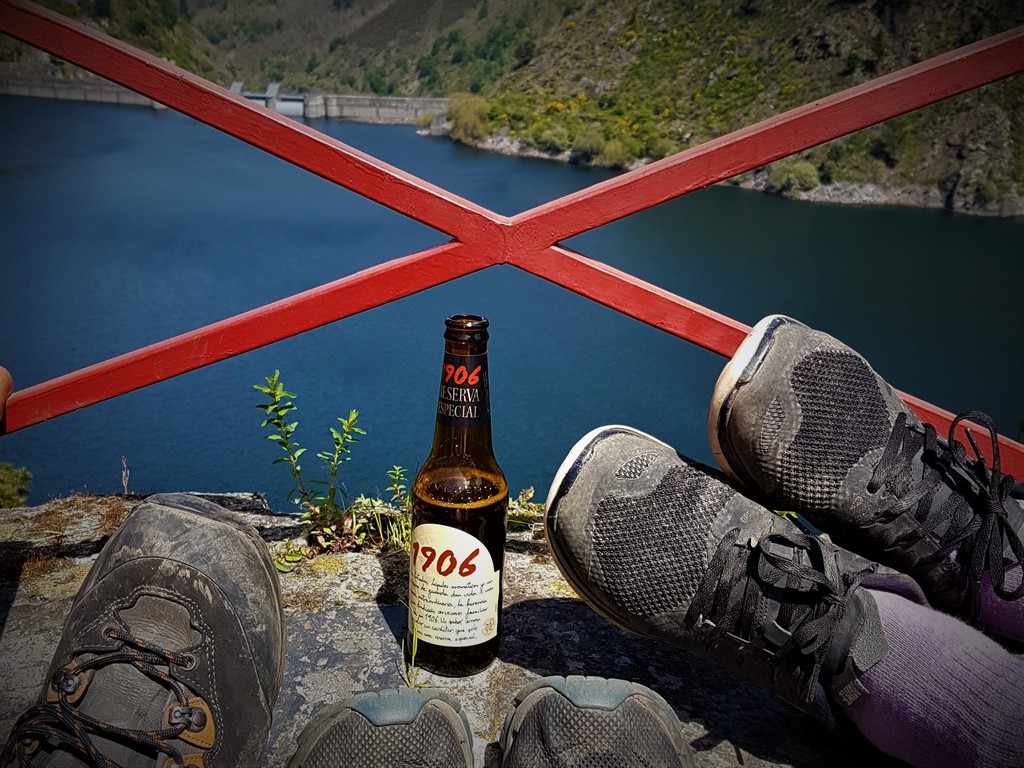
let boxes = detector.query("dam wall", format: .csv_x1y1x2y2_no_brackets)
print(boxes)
0,71,165,109
302,93,448,127
0,67,449,131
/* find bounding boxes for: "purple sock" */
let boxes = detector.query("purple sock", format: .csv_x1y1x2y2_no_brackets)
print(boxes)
843,588,1024,768
979,564,1024,644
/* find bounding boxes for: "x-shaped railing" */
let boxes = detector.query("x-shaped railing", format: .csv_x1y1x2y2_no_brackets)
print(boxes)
1,0,1023,475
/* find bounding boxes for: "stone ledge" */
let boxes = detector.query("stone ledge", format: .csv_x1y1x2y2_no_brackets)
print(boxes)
0,492,305,560
0,495,897,767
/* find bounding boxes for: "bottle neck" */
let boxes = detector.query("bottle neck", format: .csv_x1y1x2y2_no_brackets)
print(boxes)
429,344,494,459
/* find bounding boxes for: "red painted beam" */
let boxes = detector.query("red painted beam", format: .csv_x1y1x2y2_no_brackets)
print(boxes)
899,394,1024,483
2,242,492,433
510,25,1024,245
515,247,1024,478
2,0,1022,479
515,244,750,358
0,0,507,242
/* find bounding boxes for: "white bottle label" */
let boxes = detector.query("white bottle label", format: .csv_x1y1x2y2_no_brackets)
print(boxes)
407,523,500,647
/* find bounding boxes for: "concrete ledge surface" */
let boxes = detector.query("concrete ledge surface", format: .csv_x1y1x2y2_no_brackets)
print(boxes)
0,495,900,767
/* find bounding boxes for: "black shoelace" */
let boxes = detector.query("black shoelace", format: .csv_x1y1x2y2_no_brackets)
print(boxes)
868,410,1024,616
1,627,203,768
689,527,865,703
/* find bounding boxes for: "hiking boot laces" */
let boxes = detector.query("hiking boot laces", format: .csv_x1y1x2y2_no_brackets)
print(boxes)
2,626,206,768
867,410,1024,618
689,526,868,706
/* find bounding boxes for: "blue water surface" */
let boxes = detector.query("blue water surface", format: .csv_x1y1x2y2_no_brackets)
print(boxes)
1,96,1021,508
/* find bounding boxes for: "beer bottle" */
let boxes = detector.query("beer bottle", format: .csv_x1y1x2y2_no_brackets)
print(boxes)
406,314,508,676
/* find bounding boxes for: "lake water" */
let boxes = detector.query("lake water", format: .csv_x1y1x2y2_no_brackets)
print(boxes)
1,95,1022,509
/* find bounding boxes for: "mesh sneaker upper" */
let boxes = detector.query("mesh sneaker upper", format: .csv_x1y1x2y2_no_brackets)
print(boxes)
712,315,1024,628
545,426,897,726
588,464,732,618
771,348,892,514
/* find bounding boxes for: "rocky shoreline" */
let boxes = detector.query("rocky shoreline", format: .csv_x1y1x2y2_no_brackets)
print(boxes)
471,133,1023,217
2,61,1019,217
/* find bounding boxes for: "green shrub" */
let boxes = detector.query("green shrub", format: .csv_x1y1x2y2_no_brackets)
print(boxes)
0,462,31,508
648,137,679,160
200,20,228,45
366,66,394,95
536,124,570,152
235,16,280,44
597,139,635,169
767,158,820,197
260,56,288,83
448,93,492,143
571,126,605,161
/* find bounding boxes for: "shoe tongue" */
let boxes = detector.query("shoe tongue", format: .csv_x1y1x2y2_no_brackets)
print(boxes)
118,595,202,652
42,597,202,767
924,483,959,541
45,664,178,768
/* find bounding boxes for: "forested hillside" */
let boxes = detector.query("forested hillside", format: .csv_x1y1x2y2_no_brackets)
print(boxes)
3,0,1023,213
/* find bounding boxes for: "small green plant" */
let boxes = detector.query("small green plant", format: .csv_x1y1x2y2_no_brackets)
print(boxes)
308,409,366,550
270,538,314,573
121,456,130,496
387,464,409,509
376,464,413,550
508,486,544,531
255,370,365,552
255,371,416,561
347,489,412,553
400,600,430,689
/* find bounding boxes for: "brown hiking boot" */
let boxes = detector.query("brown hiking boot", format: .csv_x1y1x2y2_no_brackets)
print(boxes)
2,493,285,767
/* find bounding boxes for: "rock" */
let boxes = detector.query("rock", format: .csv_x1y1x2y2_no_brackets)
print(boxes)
0,492,304,561
6,494,1014,766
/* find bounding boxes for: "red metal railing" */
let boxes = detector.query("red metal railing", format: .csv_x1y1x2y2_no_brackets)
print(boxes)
1,0,1023,476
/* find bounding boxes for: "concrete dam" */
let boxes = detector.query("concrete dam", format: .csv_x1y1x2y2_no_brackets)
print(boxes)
233,81,449,132
0,66,450,133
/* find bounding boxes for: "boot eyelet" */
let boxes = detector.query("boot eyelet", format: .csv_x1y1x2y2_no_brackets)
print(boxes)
179,652,198,671
51,668,81,694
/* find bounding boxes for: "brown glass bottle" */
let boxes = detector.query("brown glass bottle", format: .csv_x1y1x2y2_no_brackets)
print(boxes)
405,314,508,677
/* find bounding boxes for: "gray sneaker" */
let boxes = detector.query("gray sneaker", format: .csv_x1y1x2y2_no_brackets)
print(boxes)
1,493,285,767
544,426,923,730
709,314,1024,623
500,675,695,767
287,688,473,768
